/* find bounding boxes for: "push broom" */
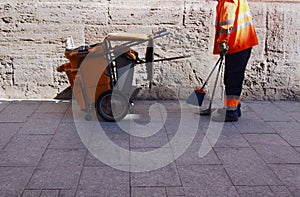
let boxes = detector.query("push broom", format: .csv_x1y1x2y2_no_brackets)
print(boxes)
186,56,224,115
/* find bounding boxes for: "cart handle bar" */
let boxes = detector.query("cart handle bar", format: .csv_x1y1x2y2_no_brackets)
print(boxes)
137,55,191,64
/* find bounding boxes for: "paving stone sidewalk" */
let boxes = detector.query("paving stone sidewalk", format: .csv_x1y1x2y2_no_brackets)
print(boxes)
0,99,299,197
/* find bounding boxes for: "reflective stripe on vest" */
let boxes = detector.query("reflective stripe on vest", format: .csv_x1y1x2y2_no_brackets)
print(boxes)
216,10,253,34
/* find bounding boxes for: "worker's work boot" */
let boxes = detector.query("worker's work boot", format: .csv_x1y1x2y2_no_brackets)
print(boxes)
217,103,242,117
212,109,239,122
217,102,241,117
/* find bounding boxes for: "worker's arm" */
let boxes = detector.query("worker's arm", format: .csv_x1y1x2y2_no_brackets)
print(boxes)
216,0,237,44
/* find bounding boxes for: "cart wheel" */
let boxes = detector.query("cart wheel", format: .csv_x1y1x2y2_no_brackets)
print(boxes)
85,114,92,121
95,89,129,122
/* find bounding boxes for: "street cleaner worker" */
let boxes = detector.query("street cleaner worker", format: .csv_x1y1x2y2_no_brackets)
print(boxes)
211,0,258,122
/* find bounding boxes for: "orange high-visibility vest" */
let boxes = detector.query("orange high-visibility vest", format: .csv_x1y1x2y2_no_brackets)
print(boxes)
213,0,258,54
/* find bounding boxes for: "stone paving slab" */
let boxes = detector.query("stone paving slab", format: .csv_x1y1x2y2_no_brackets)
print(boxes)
77,166,130,197
131,162,181,187
0,123,22,150
130,128,169,148
214,147,282,186
245,101,293,122
267,121,300,147
0,134,51,167
235,185,292,197
48,123,86,149
38,149,86,169
272,101,300,112
19,112,64,135
40,190,60,197
22,190,42,197
207,124,251,148
177,165,239,196
269,185,294,196
131,187,167,197
174,133,221,166
0,101,40,123
0,101,9,112
27,167,82,190
270,164,300,196
233,111,276,134
84,152,108,167
166,186,185,196
35,101,70,113
0,100,299,196
61,106,75,123
296,147,300,154
0,167,35,196
290,111,300,122
244,134,300,164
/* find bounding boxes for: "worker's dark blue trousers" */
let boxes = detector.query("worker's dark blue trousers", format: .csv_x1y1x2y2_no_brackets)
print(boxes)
224,48,252,97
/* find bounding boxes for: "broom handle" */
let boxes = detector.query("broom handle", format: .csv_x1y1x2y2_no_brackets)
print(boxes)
200,56,222,90
208,56,224,110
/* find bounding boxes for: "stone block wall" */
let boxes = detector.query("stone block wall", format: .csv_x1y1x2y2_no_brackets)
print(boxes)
0,0,299,100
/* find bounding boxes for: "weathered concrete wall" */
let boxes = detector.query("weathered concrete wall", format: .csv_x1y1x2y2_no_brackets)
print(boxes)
0,0,299,100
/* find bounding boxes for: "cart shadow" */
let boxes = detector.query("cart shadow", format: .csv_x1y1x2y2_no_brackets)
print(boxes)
54,86,72,100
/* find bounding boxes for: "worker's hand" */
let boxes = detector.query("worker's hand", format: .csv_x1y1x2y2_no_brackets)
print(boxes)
218,42,228,56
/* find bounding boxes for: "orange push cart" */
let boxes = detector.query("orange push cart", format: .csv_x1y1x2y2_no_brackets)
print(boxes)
57,29,187,121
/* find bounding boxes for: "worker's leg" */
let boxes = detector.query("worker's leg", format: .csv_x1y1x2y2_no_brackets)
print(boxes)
224,48,252,110
213,48,252,122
